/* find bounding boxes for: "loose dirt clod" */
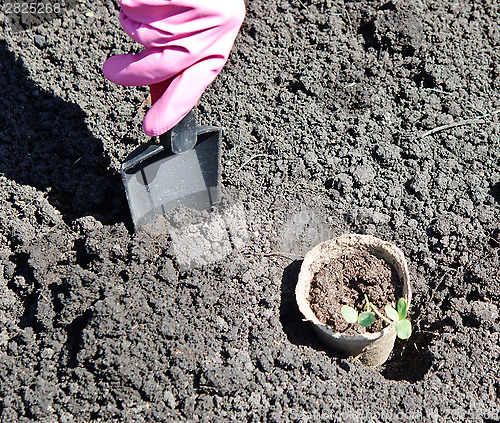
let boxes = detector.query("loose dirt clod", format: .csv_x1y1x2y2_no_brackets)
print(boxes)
308,250,401,334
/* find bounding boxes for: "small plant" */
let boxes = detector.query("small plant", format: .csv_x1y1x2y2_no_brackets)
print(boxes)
341,295,412,339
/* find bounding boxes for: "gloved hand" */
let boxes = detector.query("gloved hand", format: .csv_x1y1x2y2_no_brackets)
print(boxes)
102,0,246,137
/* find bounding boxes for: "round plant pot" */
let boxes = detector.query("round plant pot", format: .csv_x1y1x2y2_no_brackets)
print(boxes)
295,234,412,367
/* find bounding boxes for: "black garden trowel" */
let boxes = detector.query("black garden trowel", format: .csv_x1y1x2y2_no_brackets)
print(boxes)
121,104,221,230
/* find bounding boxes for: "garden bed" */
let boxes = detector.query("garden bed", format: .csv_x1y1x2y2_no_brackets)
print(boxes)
1,0,500,421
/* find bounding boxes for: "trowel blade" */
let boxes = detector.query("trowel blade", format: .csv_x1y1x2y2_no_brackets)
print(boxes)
121,127,221,229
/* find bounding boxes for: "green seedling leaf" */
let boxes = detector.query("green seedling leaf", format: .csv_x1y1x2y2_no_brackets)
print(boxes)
385,304,399,322
397,298,408,320
395,319,412,339
341,305,358,323
340,295,412,342
358,312,375,327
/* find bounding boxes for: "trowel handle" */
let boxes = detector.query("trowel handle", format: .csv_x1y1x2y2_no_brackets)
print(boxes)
149,81,197,154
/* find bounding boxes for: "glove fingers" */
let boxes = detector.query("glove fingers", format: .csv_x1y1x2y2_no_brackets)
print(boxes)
143,56,225,136
103,0,246,135
102,47,197,87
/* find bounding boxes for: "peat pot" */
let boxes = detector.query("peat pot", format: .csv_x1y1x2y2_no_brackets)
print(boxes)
295,234,412,367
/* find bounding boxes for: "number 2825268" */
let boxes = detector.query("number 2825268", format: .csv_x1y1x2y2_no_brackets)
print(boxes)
3,2,63,15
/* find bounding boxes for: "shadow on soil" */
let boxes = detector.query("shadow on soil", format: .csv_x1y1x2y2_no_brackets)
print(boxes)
280,260,433,383
0,39,130,226
381,330,434,382
489,182,500,204
280,260,342,357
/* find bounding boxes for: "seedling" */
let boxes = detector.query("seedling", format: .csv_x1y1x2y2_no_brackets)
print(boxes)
341,295,412,339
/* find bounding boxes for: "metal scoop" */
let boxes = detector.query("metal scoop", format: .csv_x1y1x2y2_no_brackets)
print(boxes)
121,106,221,229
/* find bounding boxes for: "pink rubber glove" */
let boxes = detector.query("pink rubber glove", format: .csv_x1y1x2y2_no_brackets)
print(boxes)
102,0,246,136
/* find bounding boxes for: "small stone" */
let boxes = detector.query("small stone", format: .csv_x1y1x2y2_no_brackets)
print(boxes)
72,215,103,234
34,35,46,48
428,218,451,238
471,301,498,325
41,348,54,359
334,173,353,194
353,165,375,185
163,390,177,408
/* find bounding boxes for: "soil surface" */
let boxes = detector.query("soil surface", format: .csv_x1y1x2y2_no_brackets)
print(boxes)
309,251,400,334
1,0,500,421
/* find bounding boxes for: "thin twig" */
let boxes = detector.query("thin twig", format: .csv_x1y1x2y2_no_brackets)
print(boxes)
424,88,456,97
233,154,270,175
241,249,302,259
489,236,500,247
261,251,303,258
293,0,308,11
421,109,500,138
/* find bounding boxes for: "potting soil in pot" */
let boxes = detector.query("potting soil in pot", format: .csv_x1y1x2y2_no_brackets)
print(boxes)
308,250,403,335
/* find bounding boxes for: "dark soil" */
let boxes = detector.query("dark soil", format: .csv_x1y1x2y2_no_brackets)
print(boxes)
308,251,400,334
1,0,500,422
